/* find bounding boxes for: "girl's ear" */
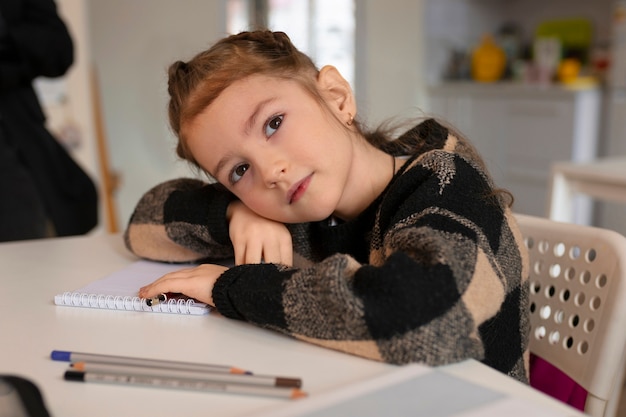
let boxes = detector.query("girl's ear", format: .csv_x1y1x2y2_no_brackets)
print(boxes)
317,65,357,125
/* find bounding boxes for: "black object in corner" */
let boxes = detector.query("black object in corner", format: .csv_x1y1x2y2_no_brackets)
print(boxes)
0,375,50,417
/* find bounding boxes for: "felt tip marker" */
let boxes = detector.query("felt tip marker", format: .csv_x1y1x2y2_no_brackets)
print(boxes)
70,362,302,388
64,370,307,399
51,350,251,375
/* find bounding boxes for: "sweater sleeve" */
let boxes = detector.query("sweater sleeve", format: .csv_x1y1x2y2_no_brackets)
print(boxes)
212,149,529,382
124,178,237,262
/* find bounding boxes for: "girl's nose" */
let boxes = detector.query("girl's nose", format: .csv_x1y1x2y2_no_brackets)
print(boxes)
260,160,286,188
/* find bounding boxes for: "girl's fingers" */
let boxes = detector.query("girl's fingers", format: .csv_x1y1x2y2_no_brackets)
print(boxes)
278,232,293,266
261,244,278,265
137,264,226,306
138,270,190,298
232,225,293,265
233,241,246,266
244,240,263,264
280,241,293,266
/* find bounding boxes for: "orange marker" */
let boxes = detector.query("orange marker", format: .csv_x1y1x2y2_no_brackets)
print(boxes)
70,361,301,388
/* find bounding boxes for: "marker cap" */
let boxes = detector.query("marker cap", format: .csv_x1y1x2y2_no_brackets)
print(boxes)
64,371,85,382
51,350,71,362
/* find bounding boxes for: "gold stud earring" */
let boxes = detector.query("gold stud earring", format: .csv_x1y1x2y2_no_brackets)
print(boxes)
347,113,354,126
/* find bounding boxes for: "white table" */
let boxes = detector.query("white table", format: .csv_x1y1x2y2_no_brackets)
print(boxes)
0,234,584,416
549,156,626,224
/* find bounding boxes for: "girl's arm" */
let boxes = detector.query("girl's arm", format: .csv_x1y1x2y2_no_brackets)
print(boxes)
124,178,295,265
124,178,237,262
132,152,528,380
209,153,528,374
227,200,293,266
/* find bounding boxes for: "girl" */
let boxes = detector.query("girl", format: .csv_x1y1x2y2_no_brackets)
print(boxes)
125,30,530,383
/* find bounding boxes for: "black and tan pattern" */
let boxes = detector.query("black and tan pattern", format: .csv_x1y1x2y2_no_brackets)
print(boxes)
124,119,530,383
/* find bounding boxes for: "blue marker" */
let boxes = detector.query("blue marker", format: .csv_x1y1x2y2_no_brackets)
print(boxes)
50,350,252,375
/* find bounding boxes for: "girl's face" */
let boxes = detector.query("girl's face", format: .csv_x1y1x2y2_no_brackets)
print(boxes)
185,73,356,223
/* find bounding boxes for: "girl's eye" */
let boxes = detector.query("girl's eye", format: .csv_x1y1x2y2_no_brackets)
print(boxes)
264,115,283,137
229,163,249,184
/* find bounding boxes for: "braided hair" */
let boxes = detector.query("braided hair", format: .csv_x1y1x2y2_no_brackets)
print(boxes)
168,30,320,166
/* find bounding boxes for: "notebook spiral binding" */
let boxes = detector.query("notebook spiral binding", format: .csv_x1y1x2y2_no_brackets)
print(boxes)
57,292,204,315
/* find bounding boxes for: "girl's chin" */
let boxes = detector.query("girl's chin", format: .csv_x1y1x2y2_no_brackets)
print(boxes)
265,199,338,223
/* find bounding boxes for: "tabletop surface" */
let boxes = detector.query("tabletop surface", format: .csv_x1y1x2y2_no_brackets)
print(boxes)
0,233,583,417
553,156,626,184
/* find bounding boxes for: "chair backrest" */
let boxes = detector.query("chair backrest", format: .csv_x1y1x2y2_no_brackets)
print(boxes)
515,214,626,417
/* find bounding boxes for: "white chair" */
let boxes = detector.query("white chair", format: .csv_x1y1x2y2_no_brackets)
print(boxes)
515,214,626,417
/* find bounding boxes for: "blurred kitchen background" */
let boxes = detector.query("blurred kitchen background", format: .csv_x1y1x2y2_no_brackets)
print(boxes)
37,0,625,236
425,0,626,237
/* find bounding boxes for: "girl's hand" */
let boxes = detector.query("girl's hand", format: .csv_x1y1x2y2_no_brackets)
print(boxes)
227,201,293,266
138,263,228,306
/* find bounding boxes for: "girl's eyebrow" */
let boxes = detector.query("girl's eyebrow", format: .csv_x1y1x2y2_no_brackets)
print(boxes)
214,97,278,180
244,97,277,136
213,154,231,182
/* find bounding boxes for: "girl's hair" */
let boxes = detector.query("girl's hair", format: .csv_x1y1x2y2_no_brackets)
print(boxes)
168,30,386,167
168,30,322,167
167,30,513,207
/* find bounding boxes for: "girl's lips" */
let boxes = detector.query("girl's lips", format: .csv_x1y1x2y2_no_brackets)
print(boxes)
287,174,312,204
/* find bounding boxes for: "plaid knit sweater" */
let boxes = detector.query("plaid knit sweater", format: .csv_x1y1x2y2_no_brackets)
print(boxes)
124,119,530,383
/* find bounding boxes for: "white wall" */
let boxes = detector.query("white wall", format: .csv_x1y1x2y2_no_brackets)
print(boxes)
356,0,428,126
86,0,428,229
88,0,226,229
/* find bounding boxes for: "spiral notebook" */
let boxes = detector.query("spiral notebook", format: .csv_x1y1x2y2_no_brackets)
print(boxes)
54,260,211,315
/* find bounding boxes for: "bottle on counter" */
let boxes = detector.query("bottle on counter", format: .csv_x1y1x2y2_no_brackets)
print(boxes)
471,34,506,82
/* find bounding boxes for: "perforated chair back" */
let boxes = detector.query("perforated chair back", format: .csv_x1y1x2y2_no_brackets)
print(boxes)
516,214,626,417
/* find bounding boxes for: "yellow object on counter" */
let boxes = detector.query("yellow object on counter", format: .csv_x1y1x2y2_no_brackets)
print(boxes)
562,76,599,90
471,34,506,82
557,58,581,84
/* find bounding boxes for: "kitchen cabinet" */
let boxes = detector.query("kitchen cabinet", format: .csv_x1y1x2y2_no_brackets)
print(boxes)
428,82,601,218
